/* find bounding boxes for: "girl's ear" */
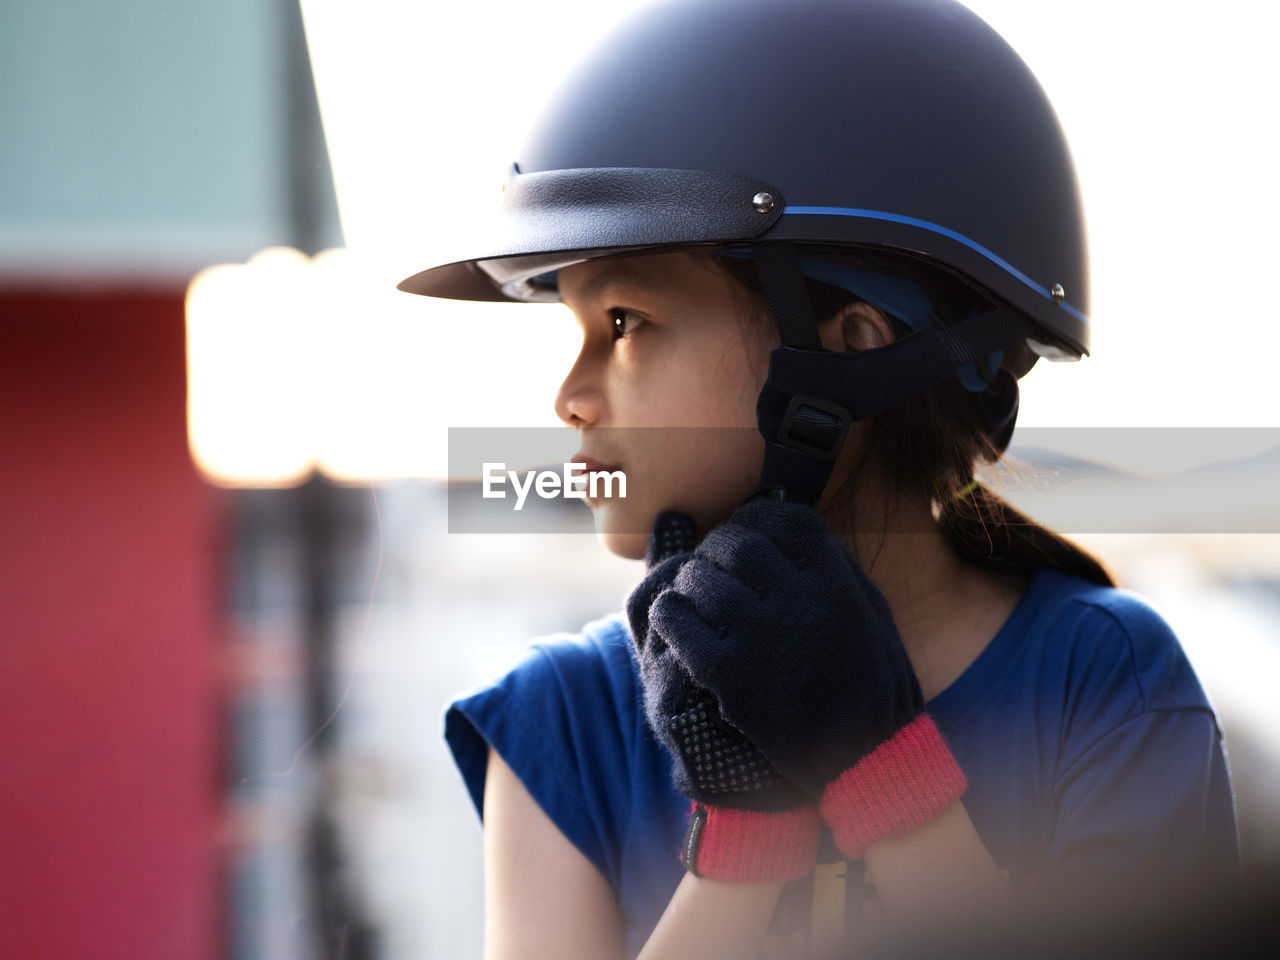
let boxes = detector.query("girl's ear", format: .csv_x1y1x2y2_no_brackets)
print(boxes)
818,302,895,354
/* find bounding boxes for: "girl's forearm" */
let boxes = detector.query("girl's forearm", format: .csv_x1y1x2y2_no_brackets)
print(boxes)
637,872,786,960
639,802,1009,957
637,802,1005,959
862,800,1011,928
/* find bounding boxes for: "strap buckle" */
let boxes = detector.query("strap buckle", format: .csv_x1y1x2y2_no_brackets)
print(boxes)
777,394,851,462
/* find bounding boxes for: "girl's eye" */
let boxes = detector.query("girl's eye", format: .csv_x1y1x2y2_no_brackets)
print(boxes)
610,309,644,341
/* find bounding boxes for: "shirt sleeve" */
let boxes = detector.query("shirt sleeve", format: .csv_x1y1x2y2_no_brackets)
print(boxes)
1038,705,1240,904
442,617,642,887
1034,595,1241,905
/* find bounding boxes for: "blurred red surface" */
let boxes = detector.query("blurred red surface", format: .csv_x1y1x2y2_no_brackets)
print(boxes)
0,288,226,959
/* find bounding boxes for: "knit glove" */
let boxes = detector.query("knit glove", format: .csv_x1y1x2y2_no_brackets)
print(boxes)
626,511,821,881
647,495,967,862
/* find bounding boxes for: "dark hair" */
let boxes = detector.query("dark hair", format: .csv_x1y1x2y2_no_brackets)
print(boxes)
706,250,1118,589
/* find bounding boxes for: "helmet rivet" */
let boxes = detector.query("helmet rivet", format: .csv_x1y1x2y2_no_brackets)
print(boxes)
1050,283,1066,304
752,192,775,214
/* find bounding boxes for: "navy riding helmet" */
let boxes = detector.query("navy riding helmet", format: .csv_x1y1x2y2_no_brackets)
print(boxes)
398,0,1091,504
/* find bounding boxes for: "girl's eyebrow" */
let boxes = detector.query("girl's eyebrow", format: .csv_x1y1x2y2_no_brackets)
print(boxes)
566,262,653,306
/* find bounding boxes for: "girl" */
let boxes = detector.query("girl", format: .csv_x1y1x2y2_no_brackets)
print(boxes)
400,0,1239,956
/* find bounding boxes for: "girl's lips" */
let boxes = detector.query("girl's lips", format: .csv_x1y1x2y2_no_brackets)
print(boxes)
572,455,622,476
571,456,626,504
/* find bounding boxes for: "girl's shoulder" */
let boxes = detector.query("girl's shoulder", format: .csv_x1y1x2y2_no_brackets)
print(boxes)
527,610,635,672
932,566,1216,733
1028,567,1210,714
451,611,635,711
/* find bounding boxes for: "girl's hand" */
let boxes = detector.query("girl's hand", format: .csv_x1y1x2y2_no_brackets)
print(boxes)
627,511,806,811
647,495,967,860
626,511,819,881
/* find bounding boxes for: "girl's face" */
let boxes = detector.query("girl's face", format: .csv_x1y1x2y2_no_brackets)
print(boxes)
556,251,774,560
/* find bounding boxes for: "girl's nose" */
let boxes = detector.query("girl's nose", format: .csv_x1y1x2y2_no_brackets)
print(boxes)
554,351,604,428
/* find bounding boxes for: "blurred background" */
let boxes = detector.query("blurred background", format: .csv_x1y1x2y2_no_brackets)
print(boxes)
1,1,1277,958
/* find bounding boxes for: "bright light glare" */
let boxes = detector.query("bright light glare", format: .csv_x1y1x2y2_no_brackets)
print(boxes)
186,248,319,487
186,248,579,486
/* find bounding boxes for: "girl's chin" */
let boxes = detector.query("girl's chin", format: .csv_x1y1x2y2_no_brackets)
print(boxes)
594,527,650,562
589,505,653,561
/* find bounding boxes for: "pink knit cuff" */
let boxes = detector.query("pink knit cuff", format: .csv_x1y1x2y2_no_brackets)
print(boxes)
681,801,822,882
819,713,967,860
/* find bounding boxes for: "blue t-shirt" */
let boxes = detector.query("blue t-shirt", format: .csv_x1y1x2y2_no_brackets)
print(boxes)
445,567,1239,957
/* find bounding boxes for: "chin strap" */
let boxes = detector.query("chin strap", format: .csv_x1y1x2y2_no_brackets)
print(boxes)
751,243,1029,505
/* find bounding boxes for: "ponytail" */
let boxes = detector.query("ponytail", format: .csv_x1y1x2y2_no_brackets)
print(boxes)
862,370,1119,589
941,482,1117,589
